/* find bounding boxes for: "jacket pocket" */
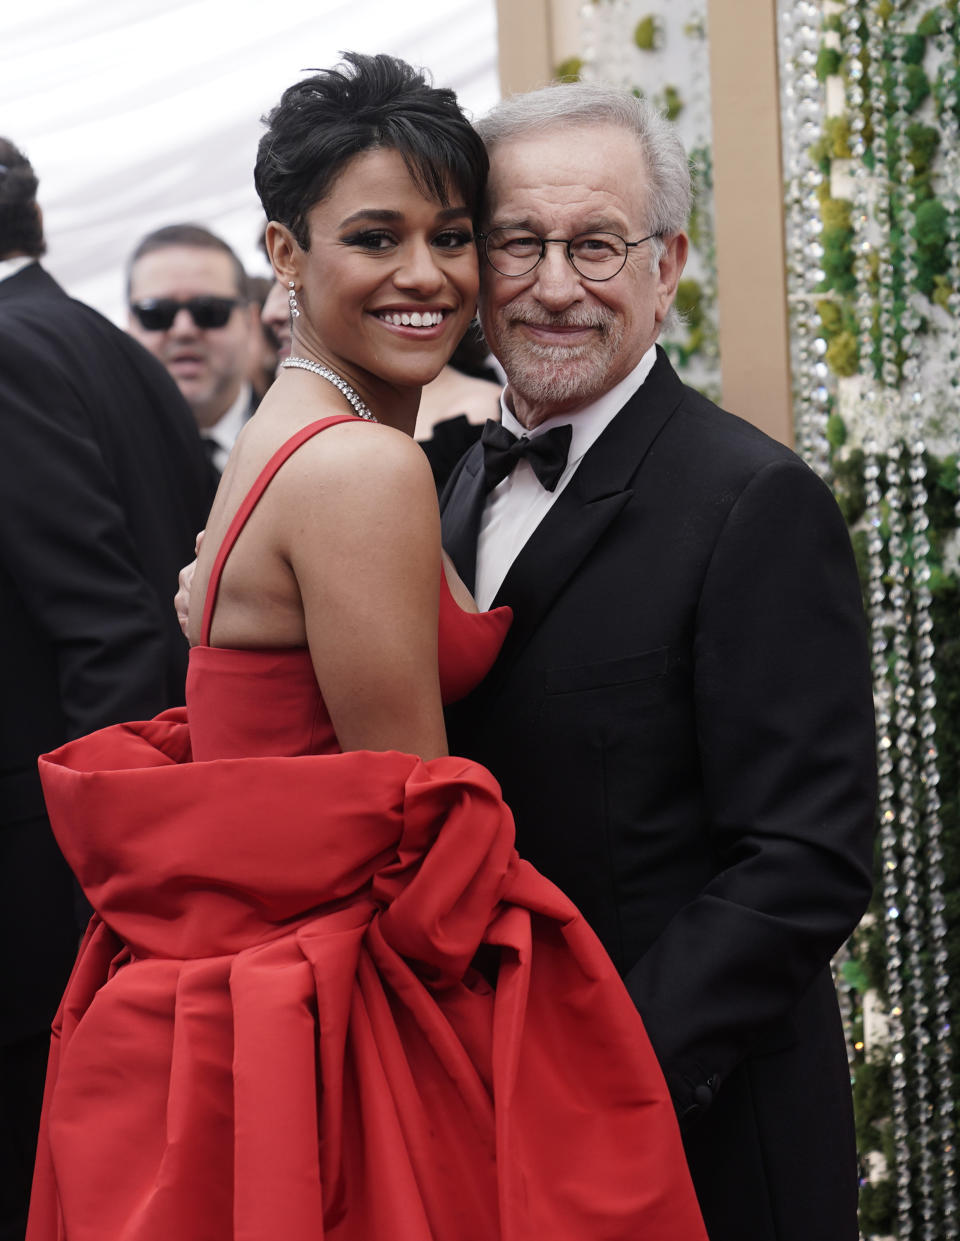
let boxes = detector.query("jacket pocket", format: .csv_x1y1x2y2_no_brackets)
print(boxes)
544,647,669,695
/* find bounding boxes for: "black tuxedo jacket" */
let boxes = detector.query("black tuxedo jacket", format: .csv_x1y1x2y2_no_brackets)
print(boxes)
0,262,214,1044
441,349,876,1241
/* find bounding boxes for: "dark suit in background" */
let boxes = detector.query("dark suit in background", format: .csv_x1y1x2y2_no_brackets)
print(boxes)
442,349,876,1240
0,261,213,1238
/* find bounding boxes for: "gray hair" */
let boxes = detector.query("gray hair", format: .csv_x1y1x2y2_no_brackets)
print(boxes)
476,83,692,256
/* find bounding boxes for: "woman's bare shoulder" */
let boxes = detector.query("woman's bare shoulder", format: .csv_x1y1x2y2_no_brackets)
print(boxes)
259,420,440,570
279,419,436,502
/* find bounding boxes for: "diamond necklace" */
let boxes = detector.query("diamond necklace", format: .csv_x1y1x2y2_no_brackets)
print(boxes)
280,357,377,422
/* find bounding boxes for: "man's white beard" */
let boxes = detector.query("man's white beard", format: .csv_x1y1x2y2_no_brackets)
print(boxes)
494,318,625,410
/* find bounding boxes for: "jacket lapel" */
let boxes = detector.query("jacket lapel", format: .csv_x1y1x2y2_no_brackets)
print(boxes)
440,442,487,593
487,350,685,679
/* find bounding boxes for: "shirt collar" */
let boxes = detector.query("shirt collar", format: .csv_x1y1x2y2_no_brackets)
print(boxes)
204,383,252,451
0,256,38,285
499,344,659,467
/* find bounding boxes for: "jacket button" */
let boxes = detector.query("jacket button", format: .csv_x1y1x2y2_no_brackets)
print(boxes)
693,1083,713,1108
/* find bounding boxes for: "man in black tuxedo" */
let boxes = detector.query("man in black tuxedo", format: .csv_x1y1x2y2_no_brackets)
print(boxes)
441,86,876,1240
0,140,213,1240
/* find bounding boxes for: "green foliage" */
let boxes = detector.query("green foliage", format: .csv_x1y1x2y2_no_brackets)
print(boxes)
933,274,955,312
675,278,704,325
818,298,844,337
832,435,960,1240
826,412,848,449
811,16,956,383
826,115,853,159
917,7,944,36
859,1174,896,1236
913,198,949,297
840,954,869,992
554,57,583,83
826,330,860,376
817,46,843,80
821,196,853,232
913,197,948,248
633,15,659,50
661,84,684,121
665,278,716,368
902,32,927,64
906,61,932,111
821,216,857,296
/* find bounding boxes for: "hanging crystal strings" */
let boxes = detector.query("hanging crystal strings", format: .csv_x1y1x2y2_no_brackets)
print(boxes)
841,0,957,1233
780,0,833,479
923,6,959,1232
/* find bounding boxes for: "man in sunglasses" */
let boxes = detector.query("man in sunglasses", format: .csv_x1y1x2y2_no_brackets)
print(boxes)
0,139,213,1241
127,224,259,475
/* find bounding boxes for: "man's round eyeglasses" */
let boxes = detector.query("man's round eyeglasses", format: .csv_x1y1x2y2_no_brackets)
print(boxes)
477,228,662,282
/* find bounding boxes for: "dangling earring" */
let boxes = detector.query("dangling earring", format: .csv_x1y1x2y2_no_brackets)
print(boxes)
288,280,300,320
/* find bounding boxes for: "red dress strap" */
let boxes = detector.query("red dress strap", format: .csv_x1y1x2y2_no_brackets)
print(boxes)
200,415,360,646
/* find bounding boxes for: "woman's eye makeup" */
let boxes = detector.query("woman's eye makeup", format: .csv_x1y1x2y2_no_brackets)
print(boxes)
342,230,395,250
433,229,474,250
339,224,474,253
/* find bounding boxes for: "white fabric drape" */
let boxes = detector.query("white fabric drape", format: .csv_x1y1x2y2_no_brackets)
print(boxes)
0,0,499,322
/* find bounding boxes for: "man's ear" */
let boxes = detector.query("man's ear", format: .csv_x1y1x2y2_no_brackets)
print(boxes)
265,221,300,286
655,231,689,323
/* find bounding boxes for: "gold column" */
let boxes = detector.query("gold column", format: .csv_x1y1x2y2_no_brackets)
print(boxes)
494,0,554,95
706,0,793,445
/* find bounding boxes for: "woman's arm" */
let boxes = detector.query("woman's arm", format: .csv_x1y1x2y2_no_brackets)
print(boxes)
281,424,448,760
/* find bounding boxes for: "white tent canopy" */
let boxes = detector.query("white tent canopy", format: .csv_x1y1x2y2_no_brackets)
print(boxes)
1,0,500,321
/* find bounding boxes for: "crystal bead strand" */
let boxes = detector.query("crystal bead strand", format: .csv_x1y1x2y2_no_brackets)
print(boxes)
686,9,721,389
842,7,893,1167
779,0,831,478
908,429,955,1240
885,450,917,1240
828,0,878,1087
929,10,960,1230
935,5,960,533
860,0,915,1230
888,5,941,1232
777,1,808,461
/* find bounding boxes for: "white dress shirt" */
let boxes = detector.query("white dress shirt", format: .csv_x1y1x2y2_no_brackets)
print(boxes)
202,383,253,475
473,346,658,610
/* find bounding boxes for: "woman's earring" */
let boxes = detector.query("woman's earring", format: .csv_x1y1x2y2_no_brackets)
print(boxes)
288,281,300,320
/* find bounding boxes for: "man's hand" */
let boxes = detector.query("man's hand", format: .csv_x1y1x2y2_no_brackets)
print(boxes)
175,530,204,637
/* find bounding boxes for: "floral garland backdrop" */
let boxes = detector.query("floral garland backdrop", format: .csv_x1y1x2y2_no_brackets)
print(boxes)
579,0,960,1236
779,1,960,1235
559,0,721,399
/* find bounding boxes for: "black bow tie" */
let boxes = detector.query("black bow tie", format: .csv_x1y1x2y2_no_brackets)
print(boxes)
481,420,573,492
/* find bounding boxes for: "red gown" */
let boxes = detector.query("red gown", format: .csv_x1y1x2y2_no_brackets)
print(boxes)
28,417,706,1241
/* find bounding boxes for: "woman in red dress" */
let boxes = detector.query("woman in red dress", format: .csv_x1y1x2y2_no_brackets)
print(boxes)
28,53,706,1241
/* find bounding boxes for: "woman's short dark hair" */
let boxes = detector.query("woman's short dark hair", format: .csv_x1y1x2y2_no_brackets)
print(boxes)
0,138,46,258
254,52,488,248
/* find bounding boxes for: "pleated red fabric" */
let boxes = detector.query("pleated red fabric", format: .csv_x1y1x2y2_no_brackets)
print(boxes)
31,727,705,1241
27,417,707,1240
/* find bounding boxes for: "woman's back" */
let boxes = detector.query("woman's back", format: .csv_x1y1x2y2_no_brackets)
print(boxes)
187,415,512,761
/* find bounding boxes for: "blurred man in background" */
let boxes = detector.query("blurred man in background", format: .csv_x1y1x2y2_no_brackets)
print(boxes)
127,223,259,476
0,139,212,1241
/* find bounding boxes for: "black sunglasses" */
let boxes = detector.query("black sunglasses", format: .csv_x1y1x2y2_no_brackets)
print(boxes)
129,296,240,331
